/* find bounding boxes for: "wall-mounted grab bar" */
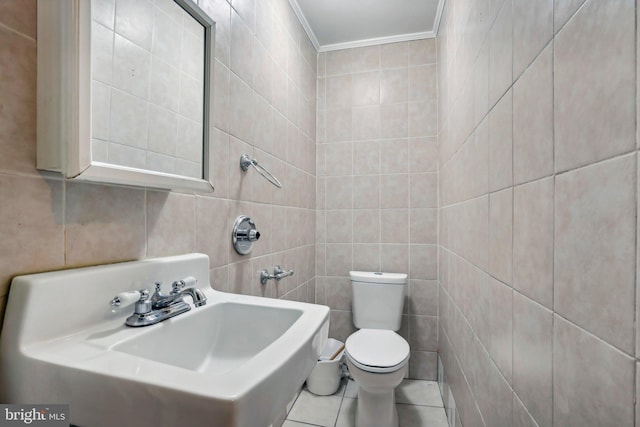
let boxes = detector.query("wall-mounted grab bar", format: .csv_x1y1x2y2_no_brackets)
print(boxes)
240,154,282,188
260,266,294,285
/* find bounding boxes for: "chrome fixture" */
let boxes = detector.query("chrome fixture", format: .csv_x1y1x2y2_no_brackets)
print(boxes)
232,215,260,255
240,154,282,188
260,266,295,285
110,276,207,327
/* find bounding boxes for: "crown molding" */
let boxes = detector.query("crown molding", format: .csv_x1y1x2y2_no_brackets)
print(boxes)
288,0,320,51
318,31,435,52
289,0,445,53
433,0,445,35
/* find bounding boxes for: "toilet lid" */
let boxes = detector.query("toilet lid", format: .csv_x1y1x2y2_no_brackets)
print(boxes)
345,329,409,370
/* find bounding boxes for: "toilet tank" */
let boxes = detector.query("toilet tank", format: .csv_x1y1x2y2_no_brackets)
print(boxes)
350,271,407,331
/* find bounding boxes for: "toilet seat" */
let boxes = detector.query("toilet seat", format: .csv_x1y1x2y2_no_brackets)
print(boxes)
345,329,410,374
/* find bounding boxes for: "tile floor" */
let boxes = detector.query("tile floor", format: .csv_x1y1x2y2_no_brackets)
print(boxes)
283,379,449,427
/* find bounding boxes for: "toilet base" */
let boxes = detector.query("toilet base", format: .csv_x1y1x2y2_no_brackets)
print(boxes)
355,386,399,427
346,357,408,427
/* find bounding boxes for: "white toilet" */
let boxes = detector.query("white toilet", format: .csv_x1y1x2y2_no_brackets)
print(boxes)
344,271,410,427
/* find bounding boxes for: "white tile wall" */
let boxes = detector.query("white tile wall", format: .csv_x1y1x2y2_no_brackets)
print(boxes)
438,0,639,426
317,39,439,380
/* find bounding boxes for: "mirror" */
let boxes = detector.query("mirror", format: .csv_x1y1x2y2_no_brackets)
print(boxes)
37,0,215,192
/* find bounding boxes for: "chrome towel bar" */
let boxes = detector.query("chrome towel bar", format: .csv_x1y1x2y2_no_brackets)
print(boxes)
240,154,282,188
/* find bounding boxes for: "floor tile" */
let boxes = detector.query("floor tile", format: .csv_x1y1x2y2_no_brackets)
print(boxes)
287,390,342,427
397,404,449,427
287,379,449,427
335,397,357,427
396,379,444,407
282,421,323,427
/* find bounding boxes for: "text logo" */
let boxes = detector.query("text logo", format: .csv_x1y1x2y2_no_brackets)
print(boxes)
0,405,68,426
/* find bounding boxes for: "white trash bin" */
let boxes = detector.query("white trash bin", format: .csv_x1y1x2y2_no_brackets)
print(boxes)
306,338,345,396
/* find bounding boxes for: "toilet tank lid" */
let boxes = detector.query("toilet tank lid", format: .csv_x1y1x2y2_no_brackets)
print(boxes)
349,271,407,284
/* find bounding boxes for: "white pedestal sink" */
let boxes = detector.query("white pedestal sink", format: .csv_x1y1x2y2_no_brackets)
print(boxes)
0,254,329,427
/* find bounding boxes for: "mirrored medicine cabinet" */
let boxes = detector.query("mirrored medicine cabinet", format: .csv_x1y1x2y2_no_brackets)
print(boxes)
37,0,216,192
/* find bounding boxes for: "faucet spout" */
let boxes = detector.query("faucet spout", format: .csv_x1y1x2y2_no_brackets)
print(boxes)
177,287,207,307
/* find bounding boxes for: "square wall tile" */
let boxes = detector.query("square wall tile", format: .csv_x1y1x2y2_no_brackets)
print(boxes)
325,176,353,209
409,38,437,66
512,0,553,78
381,244,409,274
381,209,409,243
410,208,437,244
512,43,553,185
381,103,409,138
409,279,438,316
229,74,256,144
353,175,380,209
324,143,353,176
513,177,554,309
381,174,409,208
0,175,64,296
325,244,352,277
146,191,196,257
488,278,512,383
65,181,146,267
409,351,438,380
488,0,513,106
353,210,380,243
325,276,351,311
0,0,37,38
488,91,512,192
554,0,635,172
326,210,353,243
326,49,352,76
352,71,380,106
326,75,352,108
489,188,512,285
554,0,587,33
196,196,230,268
474,346,513,427
381,68,409,104
409,137,438,173
410,173,438,208
352,45,380,72
512,393,539,427
352,106,381,140
353,141,380,175
409,315,438,351
381,42,409,69
328,309,356,342
353,243,380,271
553,316,634,427
325,108,352,142
410,244,437,280
554,154,636,352
380,139,409,174
512,292,552,427
0,24,37,177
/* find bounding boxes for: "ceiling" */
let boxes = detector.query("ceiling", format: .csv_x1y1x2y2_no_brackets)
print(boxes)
290,0,445,52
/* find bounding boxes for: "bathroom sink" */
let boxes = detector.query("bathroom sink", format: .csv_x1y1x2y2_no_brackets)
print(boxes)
0,254,329,427
112,302,303,374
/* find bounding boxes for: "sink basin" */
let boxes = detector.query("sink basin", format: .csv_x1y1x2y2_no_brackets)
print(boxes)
0,254,329,427
112,302,303,374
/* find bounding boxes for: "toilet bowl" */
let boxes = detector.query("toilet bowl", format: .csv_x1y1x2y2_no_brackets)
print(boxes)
346,271,410,427
345,329,410,427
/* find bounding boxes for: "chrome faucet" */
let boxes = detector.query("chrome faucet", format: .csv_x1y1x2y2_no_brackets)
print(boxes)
151,279,207,308
111,277,207,327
